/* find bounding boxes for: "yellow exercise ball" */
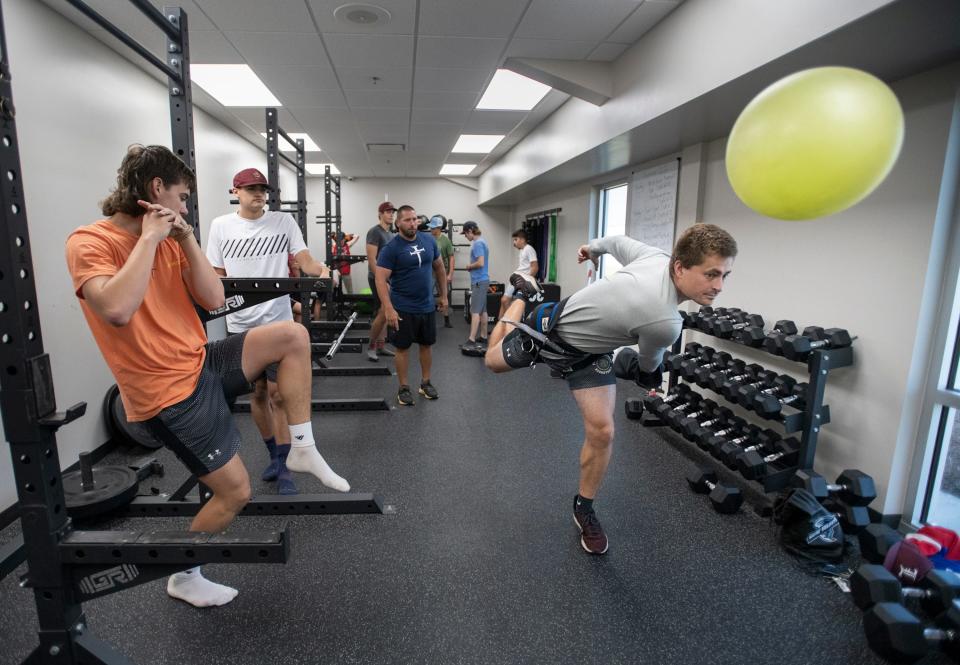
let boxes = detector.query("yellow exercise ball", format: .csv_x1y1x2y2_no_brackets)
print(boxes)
726,67,904,221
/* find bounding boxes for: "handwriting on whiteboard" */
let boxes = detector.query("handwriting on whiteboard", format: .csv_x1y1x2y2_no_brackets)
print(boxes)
629,160,679,253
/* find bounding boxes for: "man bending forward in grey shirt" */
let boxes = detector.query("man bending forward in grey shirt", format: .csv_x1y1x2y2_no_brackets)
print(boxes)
485,224,737,555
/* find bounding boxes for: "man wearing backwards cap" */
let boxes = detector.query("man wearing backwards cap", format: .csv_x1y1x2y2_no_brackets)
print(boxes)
207,168,345,498
67,146,349,609
365,201,398,361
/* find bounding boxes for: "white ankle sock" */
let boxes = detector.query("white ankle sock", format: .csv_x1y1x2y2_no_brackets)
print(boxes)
167,567,237,608
285,423,350,492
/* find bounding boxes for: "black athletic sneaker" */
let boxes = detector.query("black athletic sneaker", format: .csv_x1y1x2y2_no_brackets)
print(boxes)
573,508,609,555
418,381,439,400
397,385,415,406
510,272,543,300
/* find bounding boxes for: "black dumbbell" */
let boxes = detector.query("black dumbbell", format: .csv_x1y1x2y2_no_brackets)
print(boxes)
704,311,751,336
684,407,736,444
666,399,718,430
863,601,960,663
673,401,722,439
737,437,801,480
791,468,877,507
624,398,645,420
737,374,795,410
762,320,801,356
694,358,743,389
652,392,701,420
720,428,780,469
685,467,743,514
739,319,797,349
680,351,733,382
722,369,778,401
852,564,960,614
829,501,871,534
666,344,711,373
752,381,808,416
860,523,904,564
783,326,853,361
692,306,740,331
713,313,764,339
720,427,779,469
706,425,759,461
706,361,758,392
693,417,747,451
641,384,693,413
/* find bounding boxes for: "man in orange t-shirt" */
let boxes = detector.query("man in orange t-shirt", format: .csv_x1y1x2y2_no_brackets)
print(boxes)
66,145,349,609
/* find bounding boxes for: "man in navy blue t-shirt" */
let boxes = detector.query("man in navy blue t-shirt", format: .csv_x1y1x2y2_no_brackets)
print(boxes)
375,205,448,406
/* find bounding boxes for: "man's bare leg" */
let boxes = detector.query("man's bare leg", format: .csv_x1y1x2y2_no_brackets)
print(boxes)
571,384,617,498
268,379,296,495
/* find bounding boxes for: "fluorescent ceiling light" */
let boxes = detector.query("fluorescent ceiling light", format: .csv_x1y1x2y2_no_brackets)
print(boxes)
260,132,321,152
452,134,505,153
306,163,340,175
190,64,280,107
476,69,551,111
439,164,476,176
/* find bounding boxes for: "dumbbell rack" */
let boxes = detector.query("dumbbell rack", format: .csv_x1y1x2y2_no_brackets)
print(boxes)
648,312,854,498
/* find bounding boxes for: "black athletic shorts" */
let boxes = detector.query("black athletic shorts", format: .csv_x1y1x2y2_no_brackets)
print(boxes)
368,272,381,311
144,333,250,476
387,310,437,349
500,327,616,391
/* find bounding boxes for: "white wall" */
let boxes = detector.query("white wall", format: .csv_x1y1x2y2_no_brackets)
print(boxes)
0,0,294,510
304,176,511,301
505,61,960,513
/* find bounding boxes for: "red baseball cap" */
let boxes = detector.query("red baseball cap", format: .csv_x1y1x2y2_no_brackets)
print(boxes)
233,168,270,189
378,201,396,214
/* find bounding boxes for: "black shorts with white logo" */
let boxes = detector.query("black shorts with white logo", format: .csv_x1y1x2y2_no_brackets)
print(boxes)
143,333,248,477
387,310,437,349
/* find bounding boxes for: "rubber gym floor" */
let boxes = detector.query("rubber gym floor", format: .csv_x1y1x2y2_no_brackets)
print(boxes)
0,319,951,665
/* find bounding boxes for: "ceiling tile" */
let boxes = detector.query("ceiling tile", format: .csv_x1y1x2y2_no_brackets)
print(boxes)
194,0,316,32
351,107,411,125
418,0,528,37
416,36,507,70
409,123,461,148
290,107,357,126
414,67,491,93
227,108,302,133
189,30,244,63
411,107,472,125
307,0,416,34
504,38,595,60
344,89,410,108
412,91,480,110
338,67,413,91
226,32,330,66
277,87,349,108
587,42,630,62
253,65,340,92
358,123,409,142
517,0,640,43
606,0,682,44
324,34,414,68
461,110,527,134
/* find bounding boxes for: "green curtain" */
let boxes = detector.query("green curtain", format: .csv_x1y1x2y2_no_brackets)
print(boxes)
548,212,558,283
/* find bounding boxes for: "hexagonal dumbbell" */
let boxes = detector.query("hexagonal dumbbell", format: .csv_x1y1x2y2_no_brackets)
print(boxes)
851,564,960,614
666,398,718,431
736,437,801,480
783,326,853,361
863,601,960,664
713,313,764,339
694,357,743,389
791,468,877,507
721,369,778,402
685,467,743,514
859,523,904,564
709,425,761,462
740,319,797,349
681,351,733,383
736,373,794,409
684,407,735,445
666,344,711,374
695,417,747,452
752,381,808,416
720,427,779,470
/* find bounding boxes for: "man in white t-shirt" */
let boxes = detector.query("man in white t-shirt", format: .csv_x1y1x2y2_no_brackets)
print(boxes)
206,168,338,496
498,229,539,319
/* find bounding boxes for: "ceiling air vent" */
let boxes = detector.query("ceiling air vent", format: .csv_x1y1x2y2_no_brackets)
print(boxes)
366,143,405,153
334,4,392,28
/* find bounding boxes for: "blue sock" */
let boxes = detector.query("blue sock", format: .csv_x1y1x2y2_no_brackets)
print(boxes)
276,444,297,495
264,437,277,458
261,437,279,481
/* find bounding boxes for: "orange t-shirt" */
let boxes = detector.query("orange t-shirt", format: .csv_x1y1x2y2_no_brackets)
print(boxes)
66,220,207,421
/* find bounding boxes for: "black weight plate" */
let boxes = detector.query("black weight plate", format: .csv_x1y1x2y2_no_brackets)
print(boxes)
63,465,139,519
106,384,163,450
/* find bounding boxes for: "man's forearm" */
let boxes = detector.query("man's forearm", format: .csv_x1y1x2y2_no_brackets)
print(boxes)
179,236,224,308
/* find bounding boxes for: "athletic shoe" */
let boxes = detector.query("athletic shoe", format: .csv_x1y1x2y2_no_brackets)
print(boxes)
419,381,439,400
397,385,415,406
510,272,543,300
573,507,609,555
366,348,379,362
443,317,453,329
379,345,396,357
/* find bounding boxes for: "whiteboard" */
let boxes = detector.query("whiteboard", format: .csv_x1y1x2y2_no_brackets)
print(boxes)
628,159,680,253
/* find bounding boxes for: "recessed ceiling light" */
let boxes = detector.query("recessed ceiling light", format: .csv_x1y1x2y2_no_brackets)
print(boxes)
333,3,391,27
259,132,321,152
306,163,341,175
191,64,280,107
477,69,551,111
452,135,505,153
440,164,476,176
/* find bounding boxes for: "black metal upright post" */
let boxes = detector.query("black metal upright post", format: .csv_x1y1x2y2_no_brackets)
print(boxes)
265,107,280,212
295,138,306,240
162,5,199,243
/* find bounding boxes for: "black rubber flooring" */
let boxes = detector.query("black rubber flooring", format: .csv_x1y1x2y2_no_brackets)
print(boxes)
0,319,951,665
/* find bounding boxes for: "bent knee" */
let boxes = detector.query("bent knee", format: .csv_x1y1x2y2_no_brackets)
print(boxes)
585,422,615,446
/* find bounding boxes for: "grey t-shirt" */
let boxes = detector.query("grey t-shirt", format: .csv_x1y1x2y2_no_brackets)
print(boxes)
366,223,395,275
554,235,683,371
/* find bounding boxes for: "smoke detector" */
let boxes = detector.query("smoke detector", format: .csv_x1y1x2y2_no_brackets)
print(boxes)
333,4,392,27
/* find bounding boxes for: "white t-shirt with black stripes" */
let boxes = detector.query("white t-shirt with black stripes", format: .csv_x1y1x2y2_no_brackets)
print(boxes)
206,210,307,333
